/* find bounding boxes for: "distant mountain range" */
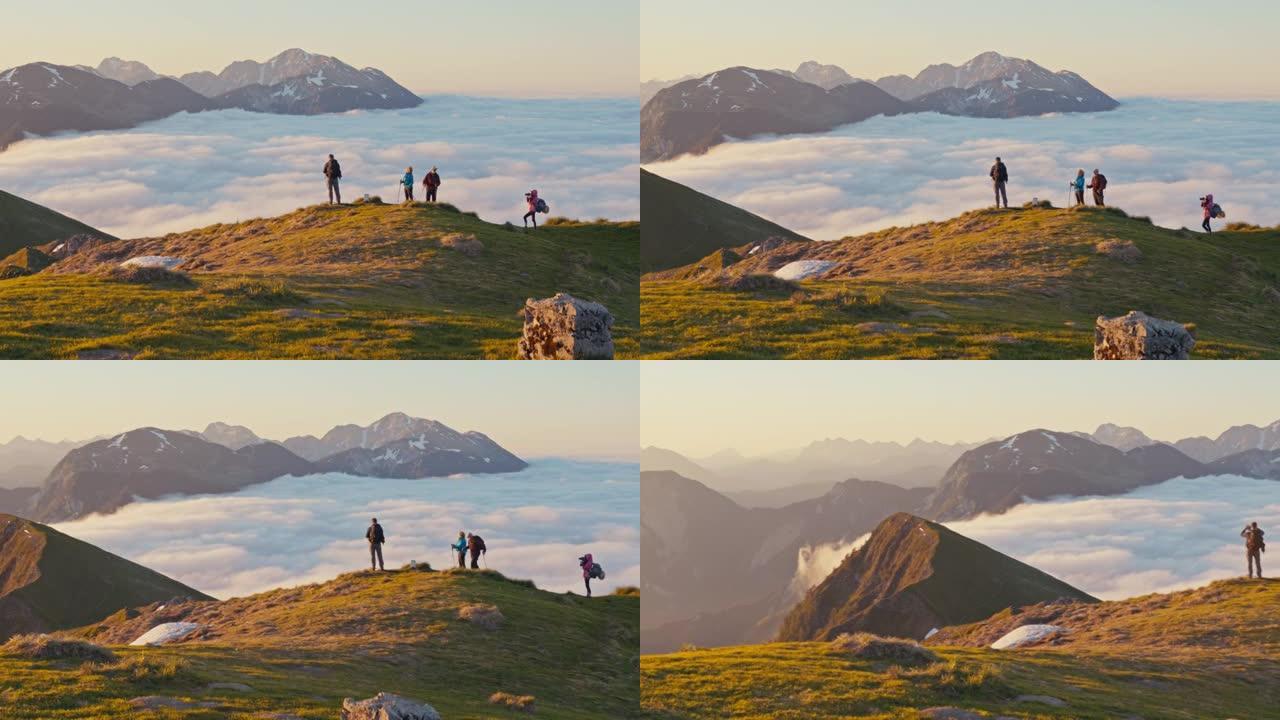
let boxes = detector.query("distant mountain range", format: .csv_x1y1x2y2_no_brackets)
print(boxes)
0,513,209,641
641,421,1280,652
2,413,526,522
640,52,1118,161
776,513,1095,642
0,49,422,151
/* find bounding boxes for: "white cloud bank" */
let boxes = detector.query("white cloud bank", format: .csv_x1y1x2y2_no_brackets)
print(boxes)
647,98,1280,239
792,474,1280,602
0,96,638,238
52,459,639,600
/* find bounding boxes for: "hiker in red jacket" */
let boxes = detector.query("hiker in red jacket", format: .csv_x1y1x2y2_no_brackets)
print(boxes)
423,166,441,203
1087,169,1107,207
524,189,540,229
1242,522,1266,579
1201,194,1216,233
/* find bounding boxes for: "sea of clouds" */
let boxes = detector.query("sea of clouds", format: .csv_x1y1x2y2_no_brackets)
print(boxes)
0,96,638,238
647,99,1280,239
792,474,1280,602
53,459,639,600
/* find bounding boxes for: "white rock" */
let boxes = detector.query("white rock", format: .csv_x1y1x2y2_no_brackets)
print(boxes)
130,622,202,646
773,260,836,281
341,692,441,720
990,624,1067,650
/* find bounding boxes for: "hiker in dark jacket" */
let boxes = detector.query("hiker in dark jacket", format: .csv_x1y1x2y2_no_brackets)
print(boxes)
1087,169,1107,206
423,167,441,203
1242,522,1266,578
467,532,486,569
579,553,598,597
366,518,386,571
1070,169,1086,206
1200,194,1216,233
324,154,343,205
990,157,1009,209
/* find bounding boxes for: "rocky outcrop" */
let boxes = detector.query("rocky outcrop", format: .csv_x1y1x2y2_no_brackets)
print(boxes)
1094,311,1195,359
341,693,441,720
517,293,614,360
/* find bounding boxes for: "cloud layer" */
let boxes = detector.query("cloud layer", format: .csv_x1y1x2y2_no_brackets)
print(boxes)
53,459,639,600
0,96,638,238
647,98,1280,239
792,474,1280,602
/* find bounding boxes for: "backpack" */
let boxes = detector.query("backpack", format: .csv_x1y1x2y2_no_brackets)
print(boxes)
589,562,606,580
536,198,549,214
471,535,486,553
1095,174,1107,190
1245,527,1265,551
1211,203,1224,219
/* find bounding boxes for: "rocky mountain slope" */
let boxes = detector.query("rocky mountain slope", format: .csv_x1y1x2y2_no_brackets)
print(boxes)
89,57,162,86
189,422,264,451
641,470,930,651
0,189,114,259
0,513,208,641
776,513,1095,642
642,203,1280,359
314,429,527,477
0,200,640,359
922,430,1205,520
0,436,89,490
27,430,314,522
3,565,638,718
1173,418,1280,462
641,170,810,272
641,67,907,161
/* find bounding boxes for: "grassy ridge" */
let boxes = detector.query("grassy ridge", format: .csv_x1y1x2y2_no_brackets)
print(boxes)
642,579,1280,719
0,202,639,359
640,205,1280,359
2,569,640,719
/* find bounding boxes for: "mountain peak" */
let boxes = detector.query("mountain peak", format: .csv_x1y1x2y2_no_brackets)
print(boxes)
776,513,1095,642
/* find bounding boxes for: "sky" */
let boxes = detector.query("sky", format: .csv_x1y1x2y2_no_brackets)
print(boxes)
0,0,637,97
0,361,639,460
640,0,1280,100
641,361,1280,456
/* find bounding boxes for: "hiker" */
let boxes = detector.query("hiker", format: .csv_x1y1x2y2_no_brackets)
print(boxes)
451,530,468,569
523,189,540,228
401,166,415,203
990,157,1009,209
423,166,441,203
366,517,386,571
578,553,604,597
1070,169,1086,206
1200,194,1219,233
323,154,343,205
1242,522,1266,579
1087,169,1107,206
467,532,487,569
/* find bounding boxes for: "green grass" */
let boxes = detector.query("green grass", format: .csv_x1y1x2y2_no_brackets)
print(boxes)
640,205,1280,359
641,579,1280,719
1,569,640,719
0,202,639,359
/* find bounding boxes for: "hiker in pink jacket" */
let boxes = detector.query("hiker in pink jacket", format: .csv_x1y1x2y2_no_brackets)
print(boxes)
579,553,595,597
523,189,540,229
1200,194,1215,233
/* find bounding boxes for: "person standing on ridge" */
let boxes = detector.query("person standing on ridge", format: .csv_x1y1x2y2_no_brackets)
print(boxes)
523,189,540,229
1242,521,1266,579
990,157,1009,209
1070,169,1086,206
1201,194,1218,233
467,532,487,569
366,517,386,571
401,166,415,203
423,166,441,203
451,530,468,569
323,154,343,205
1087,169,1107,207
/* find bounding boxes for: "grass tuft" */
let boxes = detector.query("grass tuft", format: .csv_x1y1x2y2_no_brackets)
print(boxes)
2,635,116,663
489,691,537,713
829,632,937,666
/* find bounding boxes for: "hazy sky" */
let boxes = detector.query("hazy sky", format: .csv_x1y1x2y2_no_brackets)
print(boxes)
1,1,636,97
1,362,639,460
641,361,1280,456
641,0,1280,100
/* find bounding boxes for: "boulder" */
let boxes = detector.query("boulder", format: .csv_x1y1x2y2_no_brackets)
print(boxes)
341,692,441,720
1094,311,1194,360
517,293,614,360
990,624,1068,649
